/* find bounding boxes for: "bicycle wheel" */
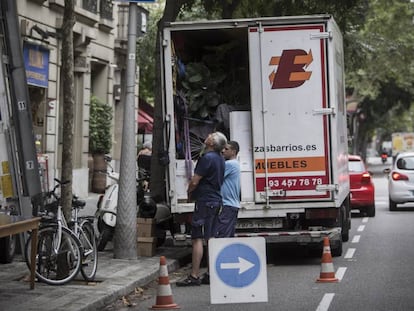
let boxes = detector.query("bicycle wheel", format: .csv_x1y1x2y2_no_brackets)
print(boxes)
25,225,82,285
79,221,98,281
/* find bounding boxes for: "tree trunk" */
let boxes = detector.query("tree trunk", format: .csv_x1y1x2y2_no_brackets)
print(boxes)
151,0,189,202
60,0,76,221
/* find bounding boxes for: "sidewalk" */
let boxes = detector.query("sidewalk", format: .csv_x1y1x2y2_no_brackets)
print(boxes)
0,242,191,311
0,193,191,311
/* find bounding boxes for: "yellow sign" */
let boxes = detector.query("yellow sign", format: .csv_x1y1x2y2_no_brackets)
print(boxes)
1,174,13,198
2,161,9,174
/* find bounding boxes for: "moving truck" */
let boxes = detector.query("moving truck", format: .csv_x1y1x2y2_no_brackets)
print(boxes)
161,15,350,256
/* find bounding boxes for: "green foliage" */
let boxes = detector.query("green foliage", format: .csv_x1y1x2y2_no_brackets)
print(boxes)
345,0,414,151
347,0,414,99
137,4,164,104
89,96,113,154
143,0,414,156
181,62,225,119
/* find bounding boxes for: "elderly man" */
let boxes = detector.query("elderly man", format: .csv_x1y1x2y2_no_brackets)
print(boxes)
176,131,227,286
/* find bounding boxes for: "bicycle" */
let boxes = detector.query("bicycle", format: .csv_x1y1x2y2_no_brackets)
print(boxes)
25,179,97,284
70,196,98,281
25,179,82,285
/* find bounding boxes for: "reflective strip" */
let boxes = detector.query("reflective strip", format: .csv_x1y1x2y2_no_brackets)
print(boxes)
156,284,173,297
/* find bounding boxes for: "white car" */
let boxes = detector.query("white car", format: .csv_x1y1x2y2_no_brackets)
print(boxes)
387,152,414,211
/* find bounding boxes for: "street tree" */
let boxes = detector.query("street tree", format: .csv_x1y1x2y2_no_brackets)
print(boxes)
347,0,414,154
60,0,76,220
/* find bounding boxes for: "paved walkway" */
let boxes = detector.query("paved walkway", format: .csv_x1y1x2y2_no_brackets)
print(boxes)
0,237,191,311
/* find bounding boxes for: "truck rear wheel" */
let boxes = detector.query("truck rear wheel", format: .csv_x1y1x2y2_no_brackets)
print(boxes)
331,239,343,257
0,235,16,263
389,198,397,211
341,196,351,242
366,205,376,217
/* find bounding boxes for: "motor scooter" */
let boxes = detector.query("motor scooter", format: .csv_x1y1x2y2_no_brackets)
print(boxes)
94,156,171,251
94,155,119,251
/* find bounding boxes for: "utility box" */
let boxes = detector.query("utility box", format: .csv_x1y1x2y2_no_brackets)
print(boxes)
137,218,156,257
137,237,156,257
136,217,155,237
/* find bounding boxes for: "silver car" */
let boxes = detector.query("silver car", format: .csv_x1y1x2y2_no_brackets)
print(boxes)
387,152,414,211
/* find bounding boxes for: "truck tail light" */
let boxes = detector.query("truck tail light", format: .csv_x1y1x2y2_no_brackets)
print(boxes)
392,172,409,181
306,208,338,219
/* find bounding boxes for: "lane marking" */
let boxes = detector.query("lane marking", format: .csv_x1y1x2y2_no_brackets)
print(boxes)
336,267,347,281
344,248,356,259
352,235,360,243
362,217,369,223
316,293,335,311
357,225,365,232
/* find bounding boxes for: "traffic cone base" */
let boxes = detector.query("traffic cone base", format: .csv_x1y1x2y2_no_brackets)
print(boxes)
316,237,338,283
150,256,180,310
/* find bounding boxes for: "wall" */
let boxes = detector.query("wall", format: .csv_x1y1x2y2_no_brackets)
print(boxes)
17,0,138,198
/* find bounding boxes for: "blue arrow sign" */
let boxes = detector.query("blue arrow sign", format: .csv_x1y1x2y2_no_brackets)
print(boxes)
215,243,261,288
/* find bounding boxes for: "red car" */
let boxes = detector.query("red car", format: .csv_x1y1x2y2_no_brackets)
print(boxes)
348,154,375,217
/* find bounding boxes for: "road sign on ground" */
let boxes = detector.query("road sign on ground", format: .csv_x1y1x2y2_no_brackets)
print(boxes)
209,237,268,304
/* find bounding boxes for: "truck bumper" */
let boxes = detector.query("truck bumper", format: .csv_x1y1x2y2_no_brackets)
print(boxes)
171,228,342,247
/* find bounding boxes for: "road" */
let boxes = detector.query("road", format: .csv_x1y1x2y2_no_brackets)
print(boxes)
103,157,414,310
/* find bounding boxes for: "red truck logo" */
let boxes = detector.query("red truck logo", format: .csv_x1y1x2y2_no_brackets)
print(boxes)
269,49,313,89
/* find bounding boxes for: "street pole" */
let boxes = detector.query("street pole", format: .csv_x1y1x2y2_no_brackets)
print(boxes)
114,2,138,259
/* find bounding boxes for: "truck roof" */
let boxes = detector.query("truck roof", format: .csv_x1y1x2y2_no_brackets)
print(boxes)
164,14,335,29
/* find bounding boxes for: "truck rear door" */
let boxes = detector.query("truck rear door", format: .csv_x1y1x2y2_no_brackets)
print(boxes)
248,21,332,203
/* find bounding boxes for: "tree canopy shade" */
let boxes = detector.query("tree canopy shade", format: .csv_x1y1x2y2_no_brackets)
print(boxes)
345,0,414,154
145,0,370,202
142,0,414,200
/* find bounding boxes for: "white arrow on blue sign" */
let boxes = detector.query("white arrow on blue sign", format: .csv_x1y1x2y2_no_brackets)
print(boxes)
209,237,268,304
215,243,260,288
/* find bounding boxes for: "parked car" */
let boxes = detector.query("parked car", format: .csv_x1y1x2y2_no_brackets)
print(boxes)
386,152,414,211
348,155,375,216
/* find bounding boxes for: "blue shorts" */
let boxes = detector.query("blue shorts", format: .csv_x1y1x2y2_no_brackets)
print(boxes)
191,201,221,240
216,205,239,238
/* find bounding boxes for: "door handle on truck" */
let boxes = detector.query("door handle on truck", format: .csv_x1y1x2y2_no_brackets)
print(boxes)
316,184,338,192
310,31,332,40
312,107,335,116
260,189,286,198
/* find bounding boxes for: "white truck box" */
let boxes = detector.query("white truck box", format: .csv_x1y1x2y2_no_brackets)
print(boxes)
162,15,350,255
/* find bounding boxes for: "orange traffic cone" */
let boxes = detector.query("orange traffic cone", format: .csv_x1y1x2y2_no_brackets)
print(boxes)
149,256,180,310
316,237,338,283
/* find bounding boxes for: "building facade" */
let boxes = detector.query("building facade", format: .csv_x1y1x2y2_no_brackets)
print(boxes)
17,0,141,197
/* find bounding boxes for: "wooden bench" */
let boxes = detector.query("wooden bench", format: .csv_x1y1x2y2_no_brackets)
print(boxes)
0,217,41,289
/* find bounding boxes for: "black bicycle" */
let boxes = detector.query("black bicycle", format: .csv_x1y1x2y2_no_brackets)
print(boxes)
25,179,97,285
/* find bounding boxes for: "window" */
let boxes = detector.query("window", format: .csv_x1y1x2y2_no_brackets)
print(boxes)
397,157,414,170
348,160,364,172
